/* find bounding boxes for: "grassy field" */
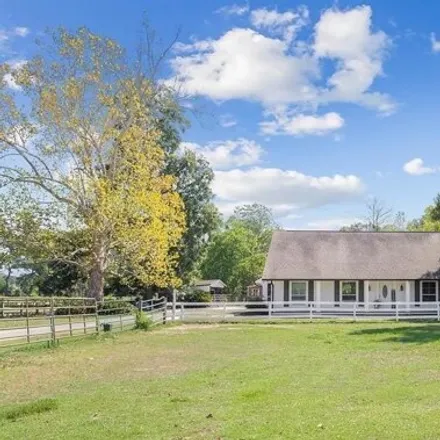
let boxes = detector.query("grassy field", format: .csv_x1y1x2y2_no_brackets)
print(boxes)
2,321,440,439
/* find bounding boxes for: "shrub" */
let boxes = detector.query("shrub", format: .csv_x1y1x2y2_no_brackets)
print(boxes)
98,299,134,315
135,310,152,330
177,289,212,308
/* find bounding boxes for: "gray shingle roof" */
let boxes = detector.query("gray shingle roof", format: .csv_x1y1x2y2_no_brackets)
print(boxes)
194,279,226,288
262,231,440,280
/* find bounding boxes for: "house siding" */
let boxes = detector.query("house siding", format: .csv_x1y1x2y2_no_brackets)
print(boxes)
263,279,420,306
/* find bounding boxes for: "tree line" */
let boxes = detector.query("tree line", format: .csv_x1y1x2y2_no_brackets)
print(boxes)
341,195,440,232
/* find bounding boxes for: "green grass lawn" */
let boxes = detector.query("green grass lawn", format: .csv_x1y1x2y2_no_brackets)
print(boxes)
2,322,440,439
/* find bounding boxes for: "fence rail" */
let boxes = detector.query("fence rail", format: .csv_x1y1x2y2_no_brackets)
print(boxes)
167,301,440,322
0,296,167,349
3,297,439,349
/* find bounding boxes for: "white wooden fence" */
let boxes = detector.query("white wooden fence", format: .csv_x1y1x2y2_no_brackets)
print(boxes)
167,301,440,322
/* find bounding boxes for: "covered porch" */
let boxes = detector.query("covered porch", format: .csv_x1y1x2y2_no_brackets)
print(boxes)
263,279,439,311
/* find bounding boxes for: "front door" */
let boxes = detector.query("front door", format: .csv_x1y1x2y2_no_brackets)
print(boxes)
391,288,396,308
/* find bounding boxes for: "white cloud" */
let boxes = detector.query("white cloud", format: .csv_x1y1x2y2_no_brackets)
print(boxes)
2,59,27,90
169,28,319,105
215,3,249,16
430,33,440,53
169,5,395,115
213,168,364,212
250,6,309,42
181,138,263,169
305,217,362,230
13,27,29,37
220,114,237,128
403,158,437,176
260,111,344,136
313,6,395,113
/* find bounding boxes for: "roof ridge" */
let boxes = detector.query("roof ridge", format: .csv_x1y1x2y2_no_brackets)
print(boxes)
276,230,440,234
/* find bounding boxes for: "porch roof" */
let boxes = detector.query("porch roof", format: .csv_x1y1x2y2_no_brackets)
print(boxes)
263,231,440,280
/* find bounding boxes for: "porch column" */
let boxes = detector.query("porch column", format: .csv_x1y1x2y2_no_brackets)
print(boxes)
405,281,410,310
315,281,321,311
365,280,369,311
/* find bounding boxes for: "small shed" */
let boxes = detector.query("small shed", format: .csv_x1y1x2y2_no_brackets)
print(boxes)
194,279,227,296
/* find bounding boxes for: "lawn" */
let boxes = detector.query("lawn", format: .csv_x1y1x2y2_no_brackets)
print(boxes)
2,322,440,439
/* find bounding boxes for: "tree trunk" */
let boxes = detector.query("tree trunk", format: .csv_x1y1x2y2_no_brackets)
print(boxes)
88,241,106,301
4,266,12,296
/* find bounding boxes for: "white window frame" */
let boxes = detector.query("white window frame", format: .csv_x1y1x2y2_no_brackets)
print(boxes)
421,280,438,302
340,280,358,302
290,281,308,301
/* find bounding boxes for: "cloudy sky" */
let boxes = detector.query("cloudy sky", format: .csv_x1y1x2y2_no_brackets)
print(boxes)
2,0,440,229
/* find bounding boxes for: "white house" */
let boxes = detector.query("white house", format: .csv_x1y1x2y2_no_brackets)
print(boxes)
262,231,440,310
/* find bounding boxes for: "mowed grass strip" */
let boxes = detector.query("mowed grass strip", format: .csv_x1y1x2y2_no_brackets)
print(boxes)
1,322,440,439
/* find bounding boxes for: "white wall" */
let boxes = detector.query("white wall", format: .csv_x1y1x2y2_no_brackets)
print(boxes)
261,281,284,303
319,281,334,303
273,281,284,307
367,281,415,303
262,280,428,307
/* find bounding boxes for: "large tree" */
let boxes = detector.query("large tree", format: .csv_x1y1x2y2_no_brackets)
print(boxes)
0,28,186,299
200,204,277,297
408,193,440,231
166,149,220,284
341,198,406,232
227,203,278,252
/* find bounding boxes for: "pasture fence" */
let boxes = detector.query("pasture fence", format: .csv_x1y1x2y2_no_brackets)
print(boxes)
0,296,167,349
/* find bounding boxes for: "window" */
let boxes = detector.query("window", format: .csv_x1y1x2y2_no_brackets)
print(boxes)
290,281,307,301
341,281,357,302
422,281,437,302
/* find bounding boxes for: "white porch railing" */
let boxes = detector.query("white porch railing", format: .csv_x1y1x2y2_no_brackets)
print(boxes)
167,301,440,322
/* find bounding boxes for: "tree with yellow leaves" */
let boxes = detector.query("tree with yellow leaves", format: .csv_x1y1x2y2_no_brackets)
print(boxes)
0,28,185,299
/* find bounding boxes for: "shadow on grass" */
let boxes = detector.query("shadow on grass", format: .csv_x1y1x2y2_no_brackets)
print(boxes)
350,324,440,344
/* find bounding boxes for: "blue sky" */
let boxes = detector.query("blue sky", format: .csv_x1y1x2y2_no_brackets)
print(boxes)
1,0,440,229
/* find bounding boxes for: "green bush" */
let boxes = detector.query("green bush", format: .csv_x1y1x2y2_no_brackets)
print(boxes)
98,299,134,315
177,290,211,303
177,289,212,308
135,310,152,330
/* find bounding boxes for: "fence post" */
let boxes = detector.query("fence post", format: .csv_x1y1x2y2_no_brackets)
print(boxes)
68,303,73,337
181,304,184,322
268,302,272,318
95,299,99,335
25,297,30,343
353,303,357,321
83,298,87,335
50,296,56,346
395,303,399,322
161,299,166,325
223,301,227,320
437,302,440,322
172,290,176,322
309,303,313,321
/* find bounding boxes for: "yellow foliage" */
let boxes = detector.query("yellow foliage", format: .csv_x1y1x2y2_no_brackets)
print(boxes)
0,27,186,296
